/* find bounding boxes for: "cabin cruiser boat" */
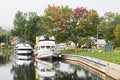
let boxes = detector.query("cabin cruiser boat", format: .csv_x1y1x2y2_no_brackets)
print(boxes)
14,39,33,60
35,35,59,59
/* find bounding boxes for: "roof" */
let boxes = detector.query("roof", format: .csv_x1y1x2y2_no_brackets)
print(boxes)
10,36,18,45
97,39,106,44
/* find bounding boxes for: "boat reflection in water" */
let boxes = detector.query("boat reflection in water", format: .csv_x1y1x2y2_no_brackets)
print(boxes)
35,59,59,80
10,58,103,80
35,59,103,80
14,58,32,68
11,58,35,80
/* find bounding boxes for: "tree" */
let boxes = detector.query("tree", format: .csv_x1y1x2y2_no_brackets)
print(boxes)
103,12,116,42
86,10,100,37
25,16,47,44
98,12,120,46
68,7,100,46
42,5,72,43
97,17,107,39
11,11,27,38
11,11,42,45
67,7,88,45
115,24,120,47
0,27,6,43
11,11,38,39
42,6,100,46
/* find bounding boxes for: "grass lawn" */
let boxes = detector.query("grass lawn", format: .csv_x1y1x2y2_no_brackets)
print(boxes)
60,49,120,64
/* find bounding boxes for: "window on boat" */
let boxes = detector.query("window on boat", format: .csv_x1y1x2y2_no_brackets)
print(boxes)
51,46,55,48
46,46,50,49
41,68,45,72
46,69,51,71
41,46,45,49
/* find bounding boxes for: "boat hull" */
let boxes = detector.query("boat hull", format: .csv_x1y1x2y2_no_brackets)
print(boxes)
35,52,59,60
14,54,32,60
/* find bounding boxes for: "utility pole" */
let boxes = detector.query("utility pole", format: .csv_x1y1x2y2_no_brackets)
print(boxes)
97,26,98,40
96,26,98,48
5,30,9,60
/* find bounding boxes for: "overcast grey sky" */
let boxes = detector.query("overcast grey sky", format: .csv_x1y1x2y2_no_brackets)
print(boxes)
0,0,120,29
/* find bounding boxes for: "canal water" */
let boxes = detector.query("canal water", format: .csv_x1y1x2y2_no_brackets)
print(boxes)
0,56,103,80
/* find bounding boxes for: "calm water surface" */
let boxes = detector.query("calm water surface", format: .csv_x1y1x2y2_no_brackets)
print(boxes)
0,57,103,80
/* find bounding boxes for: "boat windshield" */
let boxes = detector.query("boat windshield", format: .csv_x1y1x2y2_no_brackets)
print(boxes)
38,46,55,50
51,46,55,48
41,46,45,49
46,46,50,49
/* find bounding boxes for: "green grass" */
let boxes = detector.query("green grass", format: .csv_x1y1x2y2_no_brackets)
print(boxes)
0,47,3,51
60,49,120,64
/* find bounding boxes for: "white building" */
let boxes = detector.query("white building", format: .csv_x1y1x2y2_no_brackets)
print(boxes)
96,39,106,48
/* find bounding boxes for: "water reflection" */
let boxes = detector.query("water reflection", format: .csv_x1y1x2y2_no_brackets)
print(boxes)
11,59,35,80
0,56,104,80
35,59,59,80
0,56,9,65
0,53,10,65
55,62,103,80
34,59,103,80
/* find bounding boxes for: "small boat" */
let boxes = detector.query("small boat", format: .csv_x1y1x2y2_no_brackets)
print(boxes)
14,39,33,60
35,35,60,59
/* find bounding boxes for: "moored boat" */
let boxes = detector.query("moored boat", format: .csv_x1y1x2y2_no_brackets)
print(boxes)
35,35,60,59
14,39,33,60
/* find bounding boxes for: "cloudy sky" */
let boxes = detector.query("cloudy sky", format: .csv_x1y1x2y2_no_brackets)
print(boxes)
0,0,120,29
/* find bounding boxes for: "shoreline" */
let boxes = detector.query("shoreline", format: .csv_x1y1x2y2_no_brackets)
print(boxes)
61,54,120,80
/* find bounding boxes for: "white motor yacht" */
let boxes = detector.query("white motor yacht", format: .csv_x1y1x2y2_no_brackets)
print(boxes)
14,39,33,60
35,35,59,59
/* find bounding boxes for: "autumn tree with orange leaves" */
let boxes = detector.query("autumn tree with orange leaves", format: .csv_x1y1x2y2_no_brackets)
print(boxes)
42,5,72,42
42,5,100,46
